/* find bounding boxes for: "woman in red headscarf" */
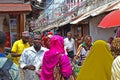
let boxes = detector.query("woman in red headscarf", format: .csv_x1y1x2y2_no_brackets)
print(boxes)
41,36,50,49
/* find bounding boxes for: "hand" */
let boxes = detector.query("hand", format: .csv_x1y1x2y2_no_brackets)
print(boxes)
39,66,42,69
73,55,79,63
28,65,36,70
36,70,41,75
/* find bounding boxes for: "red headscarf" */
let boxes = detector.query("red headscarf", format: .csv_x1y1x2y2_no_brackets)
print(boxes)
41,36,49,48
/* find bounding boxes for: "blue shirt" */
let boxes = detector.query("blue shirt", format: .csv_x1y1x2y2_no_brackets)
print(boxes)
0,53,20,80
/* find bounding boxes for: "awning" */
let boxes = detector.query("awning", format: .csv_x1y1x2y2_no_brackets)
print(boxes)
58,20,70,27
0,4,31,13
41,25,58,32
34,24,58,32
70,0,120,24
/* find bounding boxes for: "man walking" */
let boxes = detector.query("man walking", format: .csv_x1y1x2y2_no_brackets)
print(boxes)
64,32,76,60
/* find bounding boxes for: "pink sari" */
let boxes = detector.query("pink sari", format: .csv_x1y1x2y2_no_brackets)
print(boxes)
40,35,72,80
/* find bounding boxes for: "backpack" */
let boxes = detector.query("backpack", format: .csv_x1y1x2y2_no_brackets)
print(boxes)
0,59,13,80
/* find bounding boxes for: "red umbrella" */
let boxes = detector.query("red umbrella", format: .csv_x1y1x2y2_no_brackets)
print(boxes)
98,10,120,28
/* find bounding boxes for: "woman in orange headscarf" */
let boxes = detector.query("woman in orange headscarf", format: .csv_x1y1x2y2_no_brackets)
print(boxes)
76,40,113,80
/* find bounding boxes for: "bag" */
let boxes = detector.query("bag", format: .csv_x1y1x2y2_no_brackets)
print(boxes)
7,53,13,61
53,54,74,80
0,59,13,80
54,62,63,80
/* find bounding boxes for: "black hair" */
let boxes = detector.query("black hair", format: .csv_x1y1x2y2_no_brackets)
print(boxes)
0,31,7,47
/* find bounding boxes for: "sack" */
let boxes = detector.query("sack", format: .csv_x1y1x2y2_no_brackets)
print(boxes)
54,63,64,80
53,54,74,80
7,53,13,61
0,59,13,80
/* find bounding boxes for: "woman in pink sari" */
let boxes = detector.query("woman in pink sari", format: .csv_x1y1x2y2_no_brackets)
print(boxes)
40,35,72,80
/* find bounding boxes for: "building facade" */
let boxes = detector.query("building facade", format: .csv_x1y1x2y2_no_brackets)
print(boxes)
0,0,31,47
35,0,120,46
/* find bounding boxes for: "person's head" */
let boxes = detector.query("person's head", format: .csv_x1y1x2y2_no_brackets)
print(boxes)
47,31,53,38
111,38,120,56
84,35,92,46
41,32,45,37
22,31,30,44
0,31,7,52
49,35,65,54
33,34,41,49
67,32,72,40
42,36,50,49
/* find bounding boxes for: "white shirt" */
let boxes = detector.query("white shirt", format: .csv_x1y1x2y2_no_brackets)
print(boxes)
78,46,90,65
80,48,89,57
64,38,76,53
19,46,48,71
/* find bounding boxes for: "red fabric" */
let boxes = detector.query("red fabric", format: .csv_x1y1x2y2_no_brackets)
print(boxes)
48,32,53,35
41,36,49,48
98,10,120,28
5,32,10,47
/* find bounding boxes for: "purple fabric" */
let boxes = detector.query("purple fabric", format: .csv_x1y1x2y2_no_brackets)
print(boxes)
116,28,120,38
40,35,72,80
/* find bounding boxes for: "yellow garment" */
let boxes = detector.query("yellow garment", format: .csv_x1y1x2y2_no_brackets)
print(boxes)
76,40,113,80
111,56,120,80
11,39,30,65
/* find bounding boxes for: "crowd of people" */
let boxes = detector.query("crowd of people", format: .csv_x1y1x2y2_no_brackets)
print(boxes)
0,28,120,80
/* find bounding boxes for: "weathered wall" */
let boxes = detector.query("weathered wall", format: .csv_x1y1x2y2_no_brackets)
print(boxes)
89,14,118,42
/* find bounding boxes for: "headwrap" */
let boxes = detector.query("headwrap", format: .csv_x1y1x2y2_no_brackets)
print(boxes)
48,32,53,38
111,38,120,56
33,34,41,39
22,31,29,37
41,36,49,48
48,32,53,35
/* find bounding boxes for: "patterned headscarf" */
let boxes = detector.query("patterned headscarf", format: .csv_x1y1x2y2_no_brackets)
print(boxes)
111,38,120,56
22,31,29,37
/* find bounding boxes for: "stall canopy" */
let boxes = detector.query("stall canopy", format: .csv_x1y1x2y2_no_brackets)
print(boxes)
0,4,31,13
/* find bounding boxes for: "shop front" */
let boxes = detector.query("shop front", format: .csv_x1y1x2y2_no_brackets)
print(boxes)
0,4,31,47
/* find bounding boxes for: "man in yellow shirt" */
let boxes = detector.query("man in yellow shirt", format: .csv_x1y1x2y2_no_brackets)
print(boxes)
11,31,30,66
